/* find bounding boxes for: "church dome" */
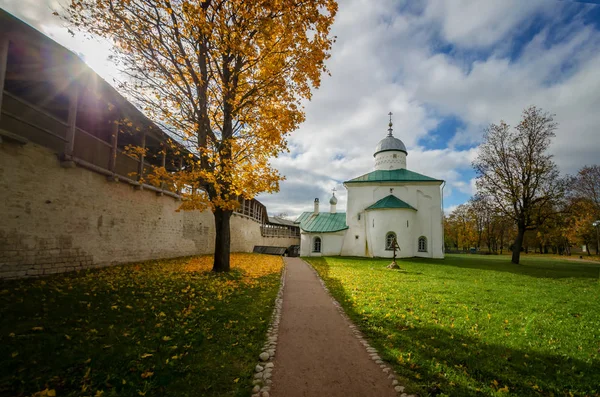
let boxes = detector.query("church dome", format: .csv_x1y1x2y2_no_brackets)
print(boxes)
374,115,407,157
374,135,407,157
329,194,338,205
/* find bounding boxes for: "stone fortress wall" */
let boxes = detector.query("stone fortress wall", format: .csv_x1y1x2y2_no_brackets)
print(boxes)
0,142,298,279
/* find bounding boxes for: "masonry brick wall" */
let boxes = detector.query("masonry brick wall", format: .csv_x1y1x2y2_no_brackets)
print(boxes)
0,142,299,279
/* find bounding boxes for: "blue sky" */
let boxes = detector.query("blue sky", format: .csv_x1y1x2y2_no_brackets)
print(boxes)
2,0,600,217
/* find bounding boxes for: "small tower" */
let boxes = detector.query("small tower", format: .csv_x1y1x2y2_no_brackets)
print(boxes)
329,188,338,213
374,112,408,170
313,198,320,214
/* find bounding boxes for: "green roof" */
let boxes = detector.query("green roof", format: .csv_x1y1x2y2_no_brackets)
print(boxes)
294,212,348,233
365,195,417,211
345,169,443,184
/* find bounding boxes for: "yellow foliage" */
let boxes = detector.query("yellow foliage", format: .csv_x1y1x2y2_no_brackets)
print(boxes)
183,253,281,277
32,389,56,397
62,0,338,213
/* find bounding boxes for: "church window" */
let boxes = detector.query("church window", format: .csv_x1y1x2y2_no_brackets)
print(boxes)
313,237,322,253
358,213,361,220
385,232,397,251
418,236,427,252
393,154,397,158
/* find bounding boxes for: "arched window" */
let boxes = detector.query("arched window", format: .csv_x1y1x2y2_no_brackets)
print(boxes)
385,232,397,250
418,236,427,252
313,237,322,253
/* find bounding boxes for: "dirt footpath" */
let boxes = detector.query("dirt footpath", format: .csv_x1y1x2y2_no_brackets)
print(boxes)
270,257,397,397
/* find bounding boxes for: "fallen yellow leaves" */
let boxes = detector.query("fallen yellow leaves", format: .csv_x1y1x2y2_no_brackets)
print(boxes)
141,371,154,379
183,253,282,278
32,389,56,397
1,253,283,396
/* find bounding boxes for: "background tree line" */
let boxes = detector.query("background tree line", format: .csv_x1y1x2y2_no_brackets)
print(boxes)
445,151,600,259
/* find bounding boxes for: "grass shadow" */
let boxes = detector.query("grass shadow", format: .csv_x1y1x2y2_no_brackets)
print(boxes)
403,254,600,280
369,322,599,397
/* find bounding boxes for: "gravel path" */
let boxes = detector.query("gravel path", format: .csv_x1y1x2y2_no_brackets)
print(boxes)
269,257,399,397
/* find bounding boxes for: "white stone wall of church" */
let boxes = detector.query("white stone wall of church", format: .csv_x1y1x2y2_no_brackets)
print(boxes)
0,142,298,279
341,183,443,258
365,209,416,258
300,231,345,257
322,232,346,256
300,233,313,257
374,151,407,170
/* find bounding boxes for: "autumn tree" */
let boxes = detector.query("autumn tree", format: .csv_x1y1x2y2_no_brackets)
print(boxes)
63,0,338,271
444,203,477,251
468,194,509,253
566,165,600,254
473,106,567,264
493,214,514,254
532,207,570,255
468,195,490,250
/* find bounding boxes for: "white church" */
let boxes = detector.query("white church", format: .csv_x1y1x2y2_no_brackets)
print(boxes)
295,116,444,259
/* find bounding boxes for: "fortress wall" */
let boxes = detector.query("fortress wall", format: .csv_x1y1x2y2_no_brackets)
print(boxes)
0,142,297,279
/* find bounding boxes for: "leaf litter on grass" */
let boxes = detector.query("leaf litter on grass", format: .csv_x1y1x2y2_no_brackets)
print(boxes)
0,253,282,397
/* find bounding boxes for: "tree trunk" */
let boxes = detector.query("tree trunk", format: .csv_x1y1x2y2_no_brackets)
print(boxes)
213,208,232,272
512,226,525,264
584,239,592,256
564,239,571,256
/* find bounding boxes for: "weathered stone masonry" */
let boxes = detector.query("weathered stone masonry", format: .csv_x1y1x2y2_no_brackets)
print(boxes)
0,142,298,279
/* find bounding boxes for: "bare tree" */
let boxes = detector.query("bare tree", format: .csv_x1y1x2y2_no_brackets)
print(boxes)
570,165,600,211
473,106,566,264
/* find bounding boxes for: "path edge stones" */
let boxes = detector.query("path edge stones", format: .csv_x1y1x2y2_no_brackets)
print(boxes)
250,258,286,397
303,259,417,397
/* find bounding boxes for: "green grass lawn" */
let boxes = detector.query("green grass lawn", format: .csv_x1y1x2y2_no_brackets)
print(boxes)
306,254,600,397
0,253,282,397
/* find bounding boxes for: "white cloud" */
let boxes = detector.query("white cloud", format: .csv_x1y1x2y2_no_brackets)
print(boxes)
423,0,550,48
